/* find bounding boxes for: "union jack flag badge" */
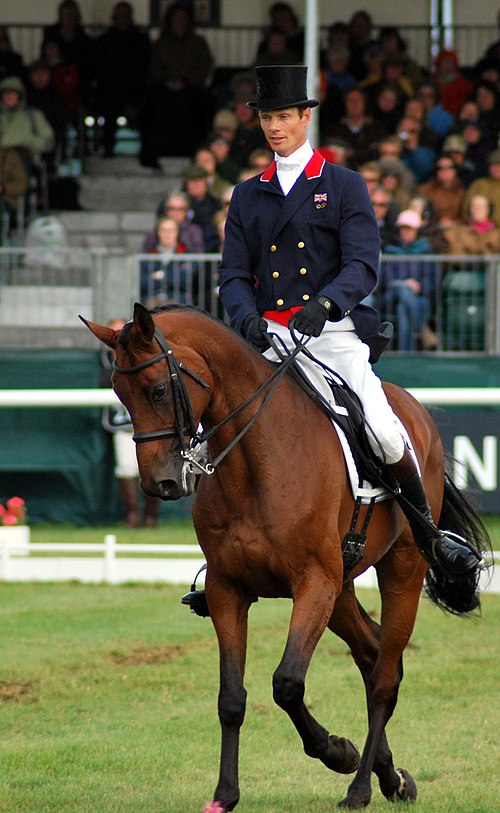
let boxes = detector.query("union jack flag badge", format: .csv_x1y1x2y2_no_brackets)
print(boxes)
314,193,328,203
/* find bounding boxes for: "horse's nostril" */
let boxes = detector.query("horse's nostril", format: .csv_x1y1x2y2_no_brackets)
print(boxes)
157,479,181,499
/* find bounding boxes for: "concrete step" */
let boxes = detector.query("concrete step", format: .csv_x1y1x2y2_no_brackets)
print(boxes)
54,210,155,251
77,155,191,212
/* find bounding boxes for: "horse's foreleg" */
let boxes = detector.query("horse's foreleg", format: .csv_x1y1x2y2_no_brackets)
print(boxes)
207,578,252,813
272,570,360,775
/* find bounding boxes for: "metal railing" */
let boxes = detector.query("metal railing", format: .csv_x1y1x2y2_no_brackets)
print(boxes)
1,247,499,354
4,23,497,73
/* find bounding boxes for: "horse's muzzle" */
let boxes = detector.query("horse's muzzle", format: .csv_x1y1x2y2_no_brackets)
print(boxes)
150,460,196,500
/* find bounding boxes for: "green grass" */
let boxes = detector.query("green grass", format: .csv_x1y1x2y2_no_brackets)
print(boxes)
0,579,498,813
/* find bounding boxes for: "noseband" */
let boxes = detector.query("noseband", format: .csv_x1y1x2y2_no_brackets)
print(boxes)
113,327,211,450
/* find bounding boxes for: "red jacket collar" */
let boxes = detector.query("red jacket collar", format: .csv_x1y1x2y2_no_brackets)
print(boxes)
260,150,325,182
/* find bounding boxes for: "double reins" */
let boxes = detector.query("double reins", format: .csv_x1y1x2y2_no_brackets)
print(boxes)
113,325,308,475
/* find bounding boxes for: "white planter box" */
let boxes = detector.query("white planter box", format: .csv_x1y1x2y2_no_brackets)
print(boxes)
0,525,30,554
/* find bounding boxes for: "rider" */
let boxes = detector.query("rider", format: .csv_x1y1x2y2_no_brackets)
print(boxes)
217,64,480,581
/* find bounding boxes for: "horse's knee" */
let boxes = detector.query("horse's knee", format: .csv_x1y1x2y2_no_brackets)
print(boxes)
218,684,247,728
272,669,304,711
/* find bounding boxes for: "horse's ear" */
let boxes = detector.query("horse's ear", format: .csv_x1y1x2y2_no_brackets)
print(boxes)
79,315,118,349
133,302,155,342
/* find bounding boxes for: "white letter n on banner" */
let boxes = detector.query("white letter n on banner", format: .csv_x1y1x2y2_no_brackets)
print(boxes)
453,435,497,491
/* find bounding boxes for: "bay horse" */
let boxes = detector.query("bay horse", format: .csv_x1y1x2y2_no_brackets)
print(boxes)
83,302,490,811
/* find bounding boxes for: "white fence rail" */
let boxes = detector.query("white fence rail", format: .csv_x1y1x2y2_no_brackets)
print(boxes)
0,388,497,589
1,534,498,592
2,388,500,408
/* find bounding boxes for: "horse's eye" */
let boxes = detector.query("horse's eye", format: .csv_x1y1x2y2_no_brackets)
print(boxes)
152,384,167,402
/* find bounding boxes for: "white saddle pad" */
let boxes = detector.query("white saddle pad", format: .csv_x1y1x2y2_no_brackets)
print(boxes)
331,407,420,504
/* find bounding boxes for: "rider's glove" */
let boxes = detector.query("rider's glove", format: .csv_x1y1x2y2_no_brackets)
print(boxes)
242,313,271,350
290,298,331,337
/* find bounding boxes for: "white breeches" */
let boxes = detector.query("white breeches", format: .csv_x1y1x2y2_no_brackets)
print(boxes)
264,319,405,465
113,429,139,479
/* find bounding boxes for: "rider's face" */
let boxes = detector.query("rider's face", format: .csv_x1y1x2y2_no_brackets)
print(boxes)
259,107,311,157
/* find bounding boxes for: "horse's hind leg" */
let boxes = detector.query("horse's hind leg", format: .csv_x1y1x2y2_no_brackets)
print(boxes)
329,554,423,809
272,569,360,775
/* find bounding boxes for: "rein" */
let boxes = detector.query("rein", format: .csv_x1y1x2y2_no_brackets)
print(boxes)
113,325,308,475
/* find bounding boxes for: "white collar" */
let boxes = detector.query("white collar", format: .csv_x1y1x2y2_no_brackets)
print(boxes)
275,140,313,170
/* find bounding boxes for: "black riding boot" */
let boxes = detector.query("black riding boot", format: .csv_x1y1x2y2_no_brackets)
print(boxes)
386,447,480,578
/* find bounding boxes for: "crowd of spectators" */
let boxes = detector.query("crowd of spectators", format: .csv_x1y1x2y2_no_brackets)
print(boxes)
1,1,500,348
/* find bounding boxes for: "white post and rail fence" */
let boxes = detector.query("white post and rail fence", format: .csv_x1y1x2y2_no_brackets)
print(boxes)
0,389,498,591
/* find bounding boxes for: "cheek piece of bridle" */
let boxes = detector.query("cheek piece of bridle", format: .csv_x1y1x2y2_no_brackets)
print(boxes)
112,326,307,476
113,327,213,473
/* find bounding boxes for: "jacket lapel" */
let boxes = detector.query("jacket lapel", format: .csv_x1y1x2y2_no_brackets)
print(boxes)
269,150,327,237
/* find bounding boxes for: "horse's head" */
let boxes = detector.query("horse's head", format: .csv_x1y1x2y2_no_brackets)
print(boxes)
81,303,214,499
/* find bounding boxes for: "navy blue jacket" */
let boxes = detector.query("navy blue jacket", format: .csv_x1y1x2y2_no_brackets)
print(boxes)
218,150,383,345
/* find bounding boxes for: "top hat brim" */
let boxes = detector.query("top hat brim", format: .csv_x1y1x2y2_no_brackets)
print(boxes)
247,97,319,111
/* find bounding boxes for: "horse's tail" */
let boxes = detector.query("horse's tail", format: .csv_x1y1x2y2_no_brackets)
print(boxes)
424,471,493,616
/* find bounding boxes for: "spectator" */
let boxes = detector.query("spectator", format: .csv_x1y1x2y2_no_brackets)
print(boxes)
417,155,465,228
0,25,25,82
227,96,269,168
0,74,54,205
194,145,232,200
101,317,161,527
207,132,241,185
317,136,355,168
378,157,414,210
254,27,298,66
456,119,491,184
140,215,199,306
471,79,500,147
407,194,450,254
396,116,437,183
364,53,414,113
323,86,386,167
378,25,423,91
381,208,439,351
463,148,500,227
139,2,214,164
143,190,204,253
347,9,377,80
0,143,30,227
256,2,304,64
442,132,485,188
321,44,357,95
416,80,454,137
40,37,81,120
369,184,399,249
42,0,93,104
183,164,221,252
445,193,500,254
246,146,273,174
377,134,417,188
93,1,150,158
403,96,442,151
432,49,474,118
211,107,237,142
320,20,351,69
25,60,71,171
213,208,227,251
368,83,405,135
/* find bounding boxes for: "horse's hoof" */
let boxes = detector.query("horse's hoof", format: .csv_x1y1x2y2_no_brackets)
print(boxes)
318,736,360,774
337,789,370,809
387,769,417,802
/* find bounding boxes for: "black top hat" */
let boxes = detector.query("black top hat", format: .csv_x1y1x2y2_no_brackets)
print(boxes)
247,65,319,111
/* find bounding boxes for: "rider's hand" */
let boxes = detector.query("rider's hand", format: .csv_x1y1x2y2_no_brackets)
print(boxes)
289,299,331,337
242,313,271,350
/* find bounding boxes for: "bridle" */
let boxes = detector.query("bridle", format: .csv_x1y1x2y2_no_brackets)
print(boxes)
112,324,306,476
113,327,211,451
